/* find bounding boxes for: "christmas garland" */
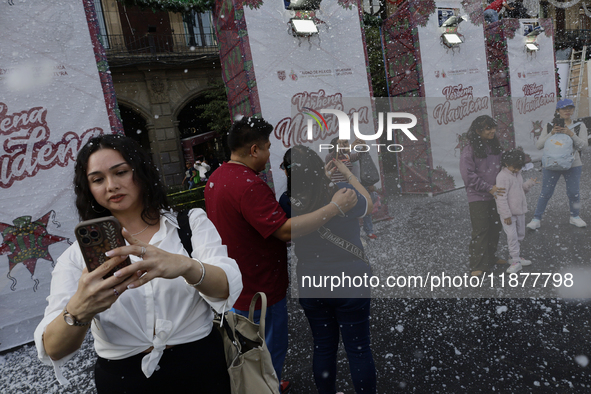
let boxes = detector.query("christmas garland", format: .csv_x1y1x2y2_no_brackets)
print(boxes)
117,0,215,13
546,0,582,9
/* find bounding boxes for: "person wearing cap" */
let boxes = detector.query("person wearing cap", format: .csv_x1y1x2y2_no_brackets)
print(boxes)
527,98,588,230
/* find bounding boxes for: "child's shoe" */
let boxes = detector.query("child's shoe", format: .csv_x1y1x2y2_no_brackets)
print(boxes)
506,260,522,273
516,257,532,266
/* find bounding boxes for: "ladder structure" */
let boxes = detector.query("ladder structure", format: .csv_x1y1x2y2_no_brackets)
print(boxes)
565,46,587,117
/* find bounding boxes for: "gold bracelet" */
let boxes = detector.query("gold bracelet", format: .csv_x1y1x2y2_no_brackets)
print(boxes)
184,259,206,288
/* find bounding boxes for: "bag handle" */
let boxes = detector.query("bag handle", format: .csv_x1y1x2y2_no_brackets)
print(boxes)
248,292,267,341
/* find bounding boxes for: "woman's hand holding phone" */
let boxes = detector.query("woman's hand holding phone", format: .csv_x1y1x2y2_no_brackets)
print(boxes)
67,256,140,323
109,229,197,290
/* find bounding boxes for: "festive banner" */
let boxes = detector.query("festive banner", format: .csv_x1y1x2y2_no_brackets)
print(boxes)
0,0,117,351
214,0,377,198
507,19,557,161
417,0,492,190
383,0,493,193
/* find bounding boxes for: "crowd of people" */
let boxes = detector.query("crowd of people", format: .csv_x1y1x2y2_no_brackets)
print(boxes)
34,99,587,393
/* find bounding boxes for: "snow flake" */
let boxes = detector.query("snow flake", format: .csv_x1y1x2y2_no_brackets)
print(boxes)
574,355,589,367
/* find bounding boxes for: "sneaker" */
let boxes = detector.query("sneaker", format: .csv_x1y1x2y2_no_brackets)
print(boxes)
570,216,587,228
506,261,522,273
510,257,531,266
526,219,541,230
367,233,378,239
280,380,292,394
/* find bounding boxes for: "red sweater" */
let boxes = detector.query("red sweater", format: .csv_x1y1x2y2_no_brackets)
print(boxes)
485,0,506,12
205,163,288,310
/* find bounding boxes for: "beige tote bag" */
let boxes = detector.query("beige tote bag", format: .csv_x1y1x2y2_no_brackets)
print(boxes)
214,292,280,394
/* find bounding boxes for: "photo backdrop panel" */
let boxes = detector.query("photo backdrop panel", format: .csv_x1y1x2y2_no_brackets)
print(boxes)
241,0,376,197
507,19,557,161
0,0,115,351
418,0,492,190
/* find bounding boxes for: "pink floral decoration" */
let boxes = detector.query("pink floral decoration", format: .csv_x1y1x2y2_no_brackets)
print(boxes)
337,0,357,10
242,0,263,10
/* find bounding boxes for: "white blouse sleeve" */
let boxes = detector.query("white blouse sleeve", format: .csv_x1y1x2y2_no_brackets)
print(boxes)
188,209,242,314
33,243,86,385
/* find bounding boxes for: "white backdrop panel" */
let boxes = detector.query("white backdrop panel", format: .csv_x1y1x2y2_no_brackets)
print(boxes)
418,1,492,189
243,1,376,197
0,0,109,350
507,20,557,162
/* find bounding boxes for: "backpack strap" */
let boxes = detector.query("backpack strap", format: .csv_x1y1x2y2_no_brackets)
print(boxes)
177,209,193,256
547,122,553,134
573,123,581,137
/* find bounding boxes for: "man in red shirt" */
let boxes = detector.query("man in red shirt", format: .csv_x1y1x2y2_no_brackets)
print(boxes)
205,116,357,393
484,0,515,23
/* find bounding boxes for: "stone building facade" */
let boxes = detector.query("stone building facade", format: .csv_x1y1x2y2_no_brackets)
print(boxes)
95,0,223,186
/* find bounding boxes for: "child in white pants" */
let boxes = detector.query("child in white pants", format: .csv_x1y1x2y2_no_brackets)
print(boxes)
495,149,538,273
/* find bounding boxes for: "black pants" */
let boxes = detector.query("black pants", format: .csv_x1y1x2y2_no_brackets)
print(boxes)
468,200,502,272
95,327,230,394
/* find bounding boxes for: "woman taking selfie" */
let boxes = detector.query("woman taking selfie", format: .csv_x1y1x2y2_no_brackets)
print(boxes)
34,134,242,393
527,98,589,229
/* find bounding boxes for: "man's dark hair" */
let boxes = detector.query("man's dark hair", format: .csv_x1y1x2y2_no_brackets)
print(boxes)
227,116,273,153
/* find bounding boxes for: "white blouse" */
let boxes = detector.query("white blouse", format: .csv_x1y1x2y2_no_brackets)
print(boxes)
34,209,242,385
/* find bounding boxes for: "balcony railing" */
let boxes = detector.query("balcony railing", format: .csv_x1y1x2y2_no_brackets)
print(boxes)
99,33,218,63
554,29,591,51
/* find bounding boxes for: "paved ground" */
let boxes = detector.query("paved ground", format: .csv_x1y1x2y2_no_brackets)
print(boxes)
1,155,591,393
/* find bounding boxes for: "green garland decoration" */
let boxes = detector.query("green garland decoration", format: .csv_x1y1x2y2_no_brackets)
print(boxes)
117,0,215,13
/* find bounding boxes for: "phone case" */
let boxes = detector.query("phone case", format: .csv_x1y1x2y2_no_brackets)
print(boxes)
75,216,131,278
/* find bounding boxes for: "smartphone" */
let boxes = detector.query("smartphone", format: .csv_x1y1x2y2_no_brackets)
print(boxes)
75,216,131,279
554,117,565,128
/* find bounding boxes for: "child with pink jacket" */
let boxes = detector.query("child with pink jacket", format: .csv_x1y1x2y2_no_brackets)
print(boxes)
495,149,538,273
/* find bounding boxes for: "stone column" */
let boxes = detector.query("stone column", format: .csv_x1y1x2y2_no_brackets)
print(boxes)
143,69,184,188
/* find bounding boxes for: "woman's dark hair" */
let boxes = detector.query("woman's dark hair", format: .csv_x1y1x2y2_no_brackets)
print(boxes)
466,115,502,158
287,145,337,215
501,149,526,169
328,137,339,154
74,134,169,223
282,149,292,198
